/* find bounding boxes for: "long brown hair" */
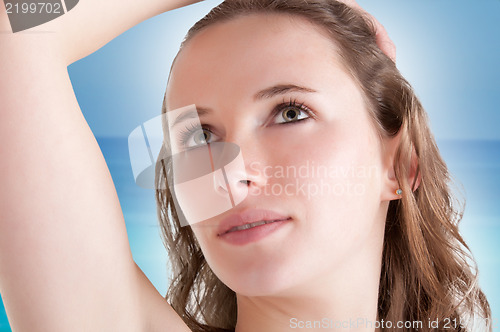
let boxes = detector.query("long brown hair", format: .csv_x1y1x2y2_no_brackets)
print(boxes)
155,1,491,331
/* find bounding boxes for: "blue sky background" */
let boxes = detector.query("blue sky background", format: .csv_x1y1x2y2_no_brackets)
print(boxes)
67,0,500,141
1,0,499,330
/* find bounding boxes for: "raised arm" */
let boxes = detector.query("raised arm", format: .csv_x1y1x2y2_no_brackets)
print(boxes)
0,1,199,331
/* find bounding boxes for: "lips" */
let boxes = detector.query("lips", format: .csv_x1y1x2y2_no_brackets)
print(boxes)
217,209,291,236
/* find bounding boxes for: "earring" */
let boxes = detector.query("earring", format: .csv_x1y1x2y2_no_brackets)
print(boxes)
395,189,403,195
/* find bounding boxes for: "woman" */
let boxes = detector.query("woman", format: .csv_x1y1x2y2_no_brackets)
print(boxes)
0,0,491,331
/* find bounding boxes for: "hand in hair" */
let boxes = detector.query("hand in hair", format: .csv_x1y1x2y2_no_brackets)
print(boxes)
337,0,396,61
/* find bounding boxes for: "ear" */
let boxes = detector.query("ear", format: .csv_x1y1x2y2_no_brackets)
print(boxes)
380,131,421,202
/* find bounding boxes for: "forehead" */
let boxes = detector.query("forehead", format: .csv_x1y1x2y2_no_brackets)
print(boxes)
166,13,346,110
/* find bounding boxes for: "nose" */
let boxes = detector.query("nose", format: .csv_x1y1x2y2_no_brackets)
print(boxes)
237,162,268,190
212,141,268,204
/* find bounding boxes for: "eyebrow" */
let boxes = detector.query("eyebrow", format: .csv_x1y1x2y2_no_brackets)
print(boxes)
254,84,317,100
171,84,317,127
171,107,211,128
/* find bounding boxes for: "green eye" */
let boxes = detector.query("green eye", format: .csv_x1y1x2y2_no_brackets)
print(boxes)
178,123,219,150
193,129,212,145
282,107,301,122
275,104,311,124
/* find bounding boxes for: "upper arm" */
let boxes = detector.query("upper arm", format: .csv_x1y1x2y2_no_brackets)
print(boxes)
0,34,140,331
0,7,190,332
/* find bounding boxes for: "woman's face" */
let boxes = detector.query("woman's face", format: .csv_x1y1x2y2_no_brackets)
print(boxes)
166,14,394,297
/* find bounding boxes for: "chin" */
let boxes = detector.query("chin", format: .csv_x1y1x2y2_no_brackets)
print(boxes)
212,252,303,297
227,273,293,298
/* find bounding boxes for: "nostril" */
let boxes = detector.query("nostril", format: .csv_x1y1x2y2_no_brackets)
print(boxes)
239,180,250,186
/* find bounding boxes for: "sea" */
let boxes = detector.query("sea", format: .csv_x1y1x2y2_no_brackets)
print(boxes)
1,138,499,331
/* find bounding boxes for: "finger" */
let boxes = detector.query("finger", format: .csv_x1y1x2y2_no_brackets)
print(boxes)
372,17,397,62
337,0,361,8
336,0,397,62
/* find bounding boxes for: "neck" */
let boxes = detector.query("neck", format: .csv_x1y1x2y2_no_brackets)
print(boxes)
234,237,383,332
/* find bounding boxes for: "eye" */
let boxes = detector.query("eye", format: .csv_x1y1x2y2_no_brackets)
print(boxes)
177,123,218,149
273,100,312,124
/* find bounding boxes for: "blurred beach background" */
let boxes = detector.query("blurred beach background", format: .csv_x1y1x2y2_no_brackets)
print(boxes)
1,0,499,330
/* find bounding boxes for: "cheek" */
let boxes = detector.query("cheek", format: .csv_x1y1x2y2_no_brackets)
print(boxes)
266,117,382,199
266,117,383,242
190,225,219,271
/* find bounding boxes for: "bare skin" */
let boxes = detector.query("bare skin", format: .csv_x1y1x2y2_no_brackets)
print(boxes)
0,0,394,331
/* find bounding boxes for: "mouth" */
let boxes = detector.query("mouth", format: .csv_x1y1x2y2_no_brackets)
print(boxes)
220,218,291,235
216,209,292,237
